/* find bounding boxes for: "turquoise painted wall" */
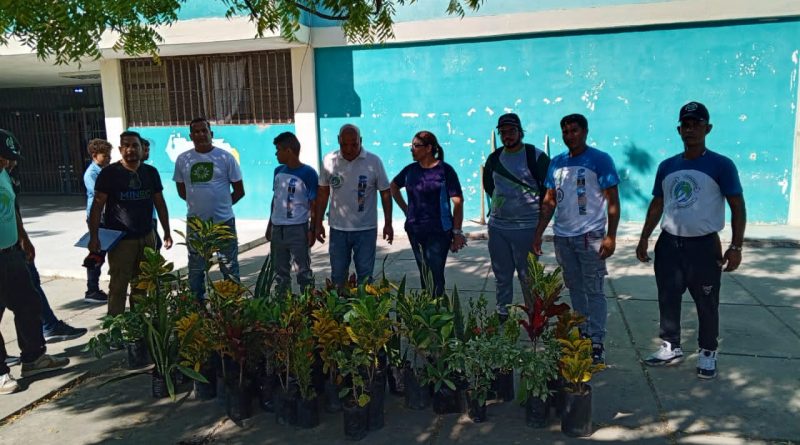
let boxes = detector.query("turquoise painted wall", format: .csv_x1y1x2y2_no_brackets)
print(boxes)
130,124,294,220
177,0,312,25
315,20,800,224
310,0,668,27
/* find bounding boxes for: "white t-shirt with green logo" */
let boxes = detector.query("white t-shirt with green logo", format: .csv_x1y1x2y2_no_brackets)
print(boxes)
0,169,18,249
319,149,389,231
173,147,243,223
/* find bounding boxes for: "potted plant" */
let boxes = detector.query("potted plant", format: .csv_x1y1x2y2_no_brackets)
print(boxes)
85,310,148,369
312,292,351,413
134,248,208,399
175,311,216,400
558,324,605,437
446,335,500,423
516,256,569,426
334,348,371,441
344,288,395,431
269,293,307,426
292,322,320,428
493,310,521,403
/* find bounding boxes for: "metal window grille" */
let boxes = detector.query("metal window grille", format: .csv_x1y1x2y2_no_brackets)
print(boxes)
122,50,294,126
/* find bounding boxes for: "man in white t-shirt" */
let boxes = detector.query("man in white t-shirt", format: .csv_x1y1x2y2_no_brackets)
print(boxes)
173,117,245,300
314,124,393,288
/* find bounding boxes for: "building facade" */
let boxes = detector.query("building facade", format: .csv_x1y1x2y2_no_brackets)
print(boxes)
2,0,799,223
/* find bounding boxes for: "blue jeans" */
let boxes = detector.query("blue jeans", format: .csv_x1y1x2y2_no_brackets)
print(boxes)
26,262,59,332
188,218,240,300
488,225,537,315
329,228,377,287
271,223,314,295
407,228,451,297
553,230,608,345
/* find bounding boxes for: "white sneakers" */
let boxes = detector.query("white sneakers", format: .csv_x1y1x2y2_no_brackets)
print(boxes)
0,373,19,395
696,348,718,379
644,341,685,366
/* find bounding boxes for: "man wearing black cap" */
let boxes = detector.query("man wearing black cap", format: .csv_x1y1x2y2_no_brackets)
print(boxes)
636,102,746,380
0,129,70,395
483,113,550,321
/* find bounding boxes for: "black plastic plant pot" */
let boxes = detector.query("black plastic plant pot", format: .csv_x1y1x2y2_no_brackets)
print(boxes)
125,339,150,369
525,395,548,428
312,351,326,395
432,386,466,415
151,371,169,399
226,384,254,424
387,365,405,396
491,369,515,402
342,402,369,441
296,395,320,429
549,378,565,417
367,371,386,431
467,394,488,423
561,385,593,437
274,388,298,426
324,379,343,413
258,372,276,412
193,364,217,401
403,369,431,410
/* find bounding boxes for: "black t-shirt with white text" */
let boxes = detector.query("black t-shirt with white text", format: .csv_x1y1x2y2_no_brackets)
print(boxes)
94,162,163,238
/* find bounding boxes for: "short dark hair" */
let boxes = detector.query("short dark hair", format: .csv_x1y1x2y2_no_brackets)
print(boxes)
189,117,211,131
120,131,142,145
142,138,151,148
87,138,112,156
414,130,444,161
273,132,301,154
560,114,588,131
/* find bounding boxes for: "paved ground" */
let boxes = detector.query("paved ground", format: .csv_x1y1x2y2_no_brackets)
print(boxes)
1,196,799,444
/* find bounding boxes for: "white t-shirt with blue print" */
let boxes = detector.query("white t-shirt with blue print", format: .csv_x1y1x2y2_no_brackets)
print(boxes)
545,147,620,237
653,150,742,237
271,164,318,226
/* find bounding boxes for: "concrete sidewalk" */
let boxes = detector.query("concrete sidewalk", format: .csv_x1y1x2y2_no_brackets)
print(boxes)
1,196,799,444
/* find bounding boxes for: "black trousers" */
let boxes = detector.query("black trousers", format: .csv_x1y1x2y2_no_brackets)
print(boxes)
654,231,722,351
0,247,46,375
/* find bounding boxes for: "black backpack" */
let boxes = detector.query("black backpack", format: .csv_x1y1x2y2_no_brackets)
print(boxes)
483,143,550,203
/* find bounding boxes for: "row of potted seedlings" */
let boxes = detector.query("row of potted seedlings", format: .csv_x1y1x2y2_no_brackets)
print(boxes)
86,218,605,439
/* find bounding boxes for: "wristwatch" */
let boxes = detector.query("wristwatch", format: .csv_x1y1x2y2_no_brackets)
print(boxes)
728,244,742,251
452,229,464,237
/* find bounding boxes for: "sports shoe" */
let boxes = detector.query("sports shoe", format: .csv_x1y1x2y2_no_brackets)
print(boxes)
0,373,19,395
696,349,717,379
4,356,20,367
84,290,108,304
592,343,606,365
643,341,684,366
20,354,70,378
43,321,88,344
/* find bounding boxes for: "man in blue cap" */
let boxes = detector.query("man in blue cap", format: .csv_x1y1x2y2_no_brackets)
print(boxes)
637,102,746,380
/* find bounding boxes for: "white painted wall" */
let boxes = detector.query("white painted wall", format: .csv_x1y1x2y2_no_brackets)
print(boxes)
99,59,126,160
291,45,320,172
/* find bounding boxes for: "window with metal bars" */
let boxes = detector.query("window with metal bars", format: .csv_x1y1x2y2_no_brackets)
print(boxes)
122,50,294,126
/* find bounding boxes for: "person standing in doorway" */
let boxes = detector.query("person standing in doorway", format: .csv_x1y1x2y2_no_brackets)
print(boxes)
483,113,550,322
82,138,112,303
637,102,746,380
533,114,620,365
390,130,466,297
266,132,317,295
88,131,173,316
173,118,244,299
315,124,393,289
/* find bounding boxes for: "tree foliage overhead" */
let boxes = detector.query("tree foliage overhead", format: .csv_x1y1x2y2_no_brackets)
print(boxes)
0,0,485,64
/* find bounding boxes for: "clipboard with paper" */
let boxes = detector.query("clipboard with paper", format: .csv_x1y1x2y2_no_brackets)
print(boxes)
74,228,126,252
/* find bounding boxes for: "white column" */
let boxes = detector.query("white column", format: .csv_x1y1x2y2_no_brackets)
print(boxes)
789,67,800,225
290,45,320,172
100,59,126,160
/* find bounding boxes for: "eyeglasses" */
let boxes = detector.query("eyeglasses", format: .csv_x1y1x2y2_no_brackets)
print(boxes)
411,143,428,149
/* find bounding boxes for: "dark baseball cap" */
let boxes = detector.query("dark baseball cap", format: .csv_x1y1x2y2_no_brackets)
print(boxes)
679,102,710,122
0,129,22,161
496,113,522,129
